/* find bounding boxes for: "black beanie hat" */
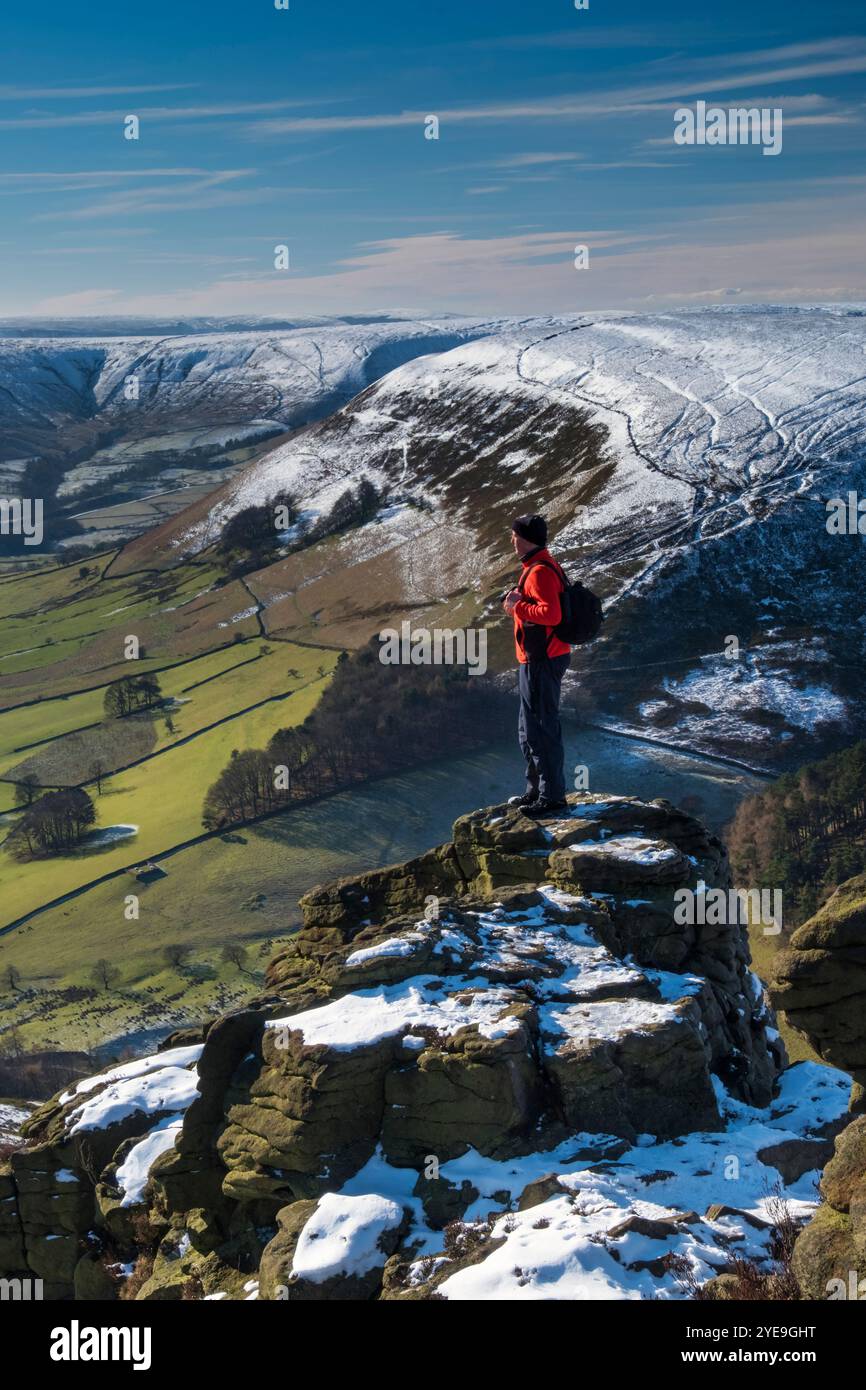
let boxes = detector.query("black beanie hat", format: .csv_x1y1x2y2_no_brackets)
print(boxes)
512,514,548,548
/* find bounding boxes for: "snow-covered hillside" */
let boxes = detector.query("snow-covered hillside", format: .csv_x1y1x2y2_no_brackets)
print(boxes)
0,316,504,468
4,305,863,762
139,305,866,766
173,306,866,554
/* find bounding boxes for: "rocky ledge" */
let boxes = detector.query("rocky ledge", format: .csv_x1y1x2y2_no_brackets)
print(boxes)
5,793,839,1302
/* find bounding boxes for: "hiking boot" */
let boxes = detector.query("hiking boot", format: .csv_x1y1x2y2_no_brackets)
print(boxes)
508,792,539,809
523,798,569,818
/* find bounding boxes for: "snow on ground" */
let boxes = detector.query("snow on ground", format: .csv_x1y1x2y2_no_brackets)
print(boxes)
169,307,866,643
291,1193,404,1284
336,1061,850,1301
661,656,849,732
0,319,504,442
567,834,683,866
470,898,647,999
279,888,729,1063
84,824,139,847
540,995,687,1045
254,882,834,1302
67,1062,201,1135
644,966,706,1002
60,1043,203,1136
270,885,709,1051
114,1115,184,1206
0,1100,33,1145
217,605,259,628
560,798,644,817
267,977,524,1052
61,1044,203,1103
345,936,424,967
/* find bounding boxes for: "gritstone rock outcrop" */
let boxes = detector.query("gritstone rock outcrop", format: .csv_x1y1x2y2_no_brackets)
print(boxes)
1,794,786,1300
770,873,866,1297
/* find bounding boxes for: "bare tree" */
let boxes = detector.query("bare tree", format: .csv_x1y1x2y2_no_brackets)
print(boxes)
91,958,120,992
221,943,249,974
14,774,40,808
1,963,21,992
8,788,96,859
163,943,190,971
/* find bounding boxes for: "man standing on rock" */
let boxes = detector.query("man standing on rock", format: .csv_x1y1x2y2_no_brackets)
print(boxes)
503,514,571,817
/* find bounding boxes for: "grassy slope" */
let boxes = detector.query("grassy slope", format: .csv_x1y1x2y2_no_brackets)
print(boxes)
0,547,344,1052
0,558,252,708
0,652,336,926
0,817,347,1051
0,642,326,784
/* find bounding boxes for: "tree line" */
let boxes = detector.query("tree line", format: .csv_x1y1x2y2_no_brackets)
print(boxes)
7,787,96,859
103,673,163,718
727,740,866,924
201,640,510,831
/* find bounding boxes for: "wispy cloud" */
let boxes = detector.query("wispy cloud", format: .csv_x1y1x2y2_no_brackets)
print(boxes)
480,25,704,51
0,82,196,100
493,152,584,168
41,197,865,317
29,287,127,313
642,97,862,146
0,168,238,196
0,99,321,131
668,36,866,71
783,112,862,126
4,24,864,316
244,43,866,137
32,172,347,221
29,170,262,221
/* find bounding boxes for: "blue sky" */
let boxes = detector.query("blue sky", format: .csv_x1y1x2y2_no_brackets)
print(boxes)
1,0,864,316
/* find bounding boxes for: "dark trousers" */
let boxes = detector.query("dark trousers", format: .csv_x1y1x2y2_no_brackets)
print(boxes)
518,654,570,802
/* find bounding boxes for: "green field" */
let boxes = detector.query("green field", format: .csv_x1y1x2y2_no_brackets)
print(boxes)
0,641,319,782
0,556,242,706
0,545,347,1055
0,570,219,663
0,553,117,618
0,649,336,927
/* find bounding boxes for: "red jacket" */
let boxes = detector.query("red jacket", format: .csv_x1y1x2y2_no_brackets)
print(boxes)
512,548,572,663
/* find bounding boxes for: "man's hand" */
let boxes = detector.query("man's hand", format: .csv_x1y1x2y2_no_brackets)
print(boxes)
503,589,520,616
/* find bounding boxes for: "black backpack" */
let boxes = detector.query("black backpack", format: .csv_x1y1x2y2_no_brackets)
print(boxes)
519,558,604,646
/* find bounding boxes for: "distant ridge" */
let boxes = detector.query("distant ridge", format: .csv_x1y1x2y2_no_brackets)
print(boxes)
0,313,424,339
